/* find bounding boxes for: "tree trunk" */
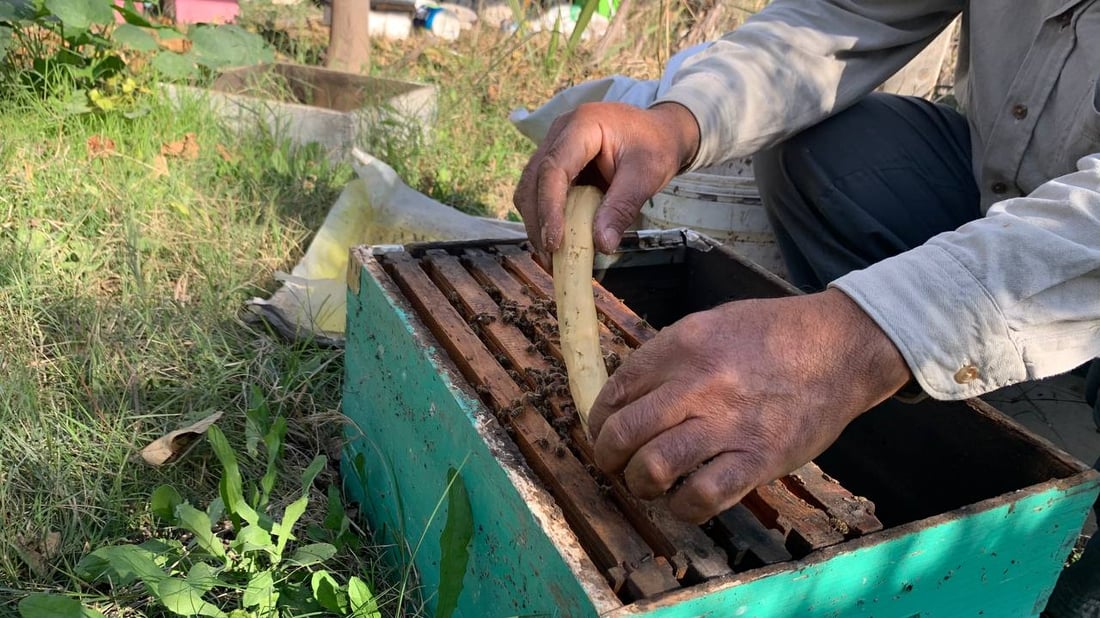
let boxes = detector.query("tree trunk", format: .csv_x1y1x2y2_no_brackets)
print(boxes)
326,0,371,75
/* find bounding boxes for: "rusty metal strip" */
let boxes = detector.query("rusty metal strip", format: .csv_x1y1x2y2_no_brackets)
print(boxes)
782,463,883,538
382,251,678,599
496,244,655,348
742,481,847,556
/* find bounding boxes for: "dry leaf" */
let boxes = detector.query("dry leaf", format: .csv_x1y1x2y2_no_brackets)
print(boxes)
215,143,237,163
151,154,169,178
15,531,60,578
141,411,223,466
87,135,116,158
161,133,199,160
173,274,190,304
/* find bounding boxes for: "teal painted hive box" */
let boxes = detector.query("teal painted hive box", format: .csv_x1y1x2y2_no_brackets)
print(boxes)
341,231,1100,617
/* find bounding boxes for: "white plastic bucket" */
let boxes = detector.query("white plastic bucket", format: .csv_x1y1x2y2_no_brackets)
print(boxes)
640,158,787,277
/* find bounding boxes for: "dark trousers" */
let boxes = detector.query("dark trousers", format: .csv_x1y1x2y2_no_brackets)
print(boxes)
752,92,1098,616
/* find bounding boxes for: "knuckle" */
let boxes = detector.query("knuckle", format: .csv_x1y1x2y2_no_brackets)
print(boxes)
633,452,673,495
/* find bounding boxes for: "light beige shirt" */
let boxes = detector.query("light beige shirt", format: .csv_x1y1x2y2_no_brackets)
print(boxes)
656,0,1100,399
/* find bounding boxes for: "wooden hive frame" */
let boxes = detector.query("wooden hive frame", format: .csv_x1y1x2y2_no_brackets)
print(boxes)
342,232,1100,617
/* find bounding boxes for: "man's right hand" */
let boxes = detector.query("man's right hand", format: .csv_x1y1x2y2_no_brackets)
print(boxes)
513,101,701,255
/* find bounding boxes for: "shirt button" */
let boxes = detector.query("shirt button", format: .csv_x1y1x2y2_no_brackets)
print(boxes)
954,364,981,384
1011,104,1028,120
992,182,1008,194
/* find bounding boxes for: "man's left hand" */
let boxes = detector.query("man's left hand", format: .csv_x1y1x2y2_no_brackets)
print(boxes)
587,289,912,523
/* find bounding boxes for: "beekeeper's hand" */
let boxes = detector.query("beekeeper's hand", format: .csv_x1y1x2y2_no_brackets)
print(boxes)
587,289,912,524
513,102,700,255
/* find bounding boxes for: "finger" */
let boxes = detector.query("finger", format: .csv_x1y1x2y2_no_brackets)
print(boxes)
514,153,546,252
592,385,693,475
668,450,769,524
587,341,671,442
535,121,605,253
592,161,668,254
622,417,722,500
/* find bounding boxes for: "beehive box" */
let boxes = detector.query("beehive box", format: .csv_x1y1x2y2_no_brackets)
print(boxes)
341,230,1099,617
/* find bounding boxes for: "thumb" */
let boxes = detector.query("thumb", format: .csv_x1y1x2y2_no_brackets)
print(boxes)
593,173,669,254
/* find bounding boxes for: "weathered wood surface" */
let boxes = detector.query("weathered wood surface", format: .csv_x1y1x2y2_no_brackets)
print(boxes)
385,251,679,598
447,249,732,583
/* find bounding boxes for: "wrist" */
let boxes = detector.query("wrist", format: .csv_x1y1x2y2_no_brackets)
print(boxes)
648,102,701,173
818,289,913,408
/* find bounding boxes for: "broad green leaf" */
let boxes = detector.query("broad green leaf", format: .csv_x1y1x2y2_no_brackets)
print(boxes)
189,24,273,71
300,455,326,492
186,563,222,594
287,543,336,567
206,497,224,526
231,524,273,555
18,593,87,618
244,385,268,457
45,0,114,31
0,26,11,58
347,577,381,618
151,485,183,523
272,495,308,560
207,426,259,527
310,570,347,614
84,544,168,588
258,416,285,508
150,51,197,81
157,577,226,617
175,503,226,558
111,0,155,26
323,485,346,532
242,570,278,611
112,23,158,51
437,467,473,618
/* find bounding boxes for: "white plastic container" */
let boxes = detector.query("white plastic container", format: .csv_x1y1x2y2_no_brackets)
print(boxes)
640,157,787,278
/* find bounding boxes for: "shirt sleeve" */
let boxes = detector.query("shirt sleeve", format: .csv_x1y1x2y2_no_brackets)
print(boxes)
653,0,963,169
831,154,1100,400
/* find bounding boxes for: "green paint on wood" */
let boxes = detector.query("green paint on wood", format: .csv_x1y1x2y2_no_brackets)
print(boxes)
623,481,1098,617
342,260,600,617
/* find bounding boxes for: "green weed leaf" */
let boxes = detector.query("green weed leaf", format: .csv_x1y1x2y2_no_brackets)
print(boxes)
45,0,114,31
242,570,278,611
258,416,286,509
0,25,11,58
189,24,273,71
18,593,102,618
157,577,226,617
301,454,326,491
151,51,198,80
231,524,273,555
287,542,336,567
111,0,155,26
151,485,183,523
244,385,269,457
82,544,168,588
207,425,260,527
347,577,381,618
310,570,347,614
206,497,224,525
112,23,158,52
437,467,473,618
272,495,308,559
186,563,222,594
175,503,226,558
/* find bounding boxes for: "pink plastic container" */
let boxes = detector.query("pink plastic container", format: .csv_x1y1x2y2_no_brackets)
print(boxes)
169,0,239,24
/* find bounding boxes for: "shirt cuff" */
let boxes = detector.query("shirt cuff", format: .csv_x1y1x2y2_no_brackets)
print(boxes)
651,77,736,172
829,244,1028,400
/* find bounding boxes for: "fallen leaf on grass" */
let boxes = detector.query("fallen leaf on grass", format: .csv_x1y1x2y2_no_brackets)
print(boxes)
151,154,169,178
160,133,199,160
15,531,61,578
86,135,116,158
141,411,223,466
215,143,237,163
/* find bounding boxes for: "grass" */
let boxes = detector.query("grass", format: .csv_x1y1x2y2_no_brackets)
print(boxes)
0,1,765,614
